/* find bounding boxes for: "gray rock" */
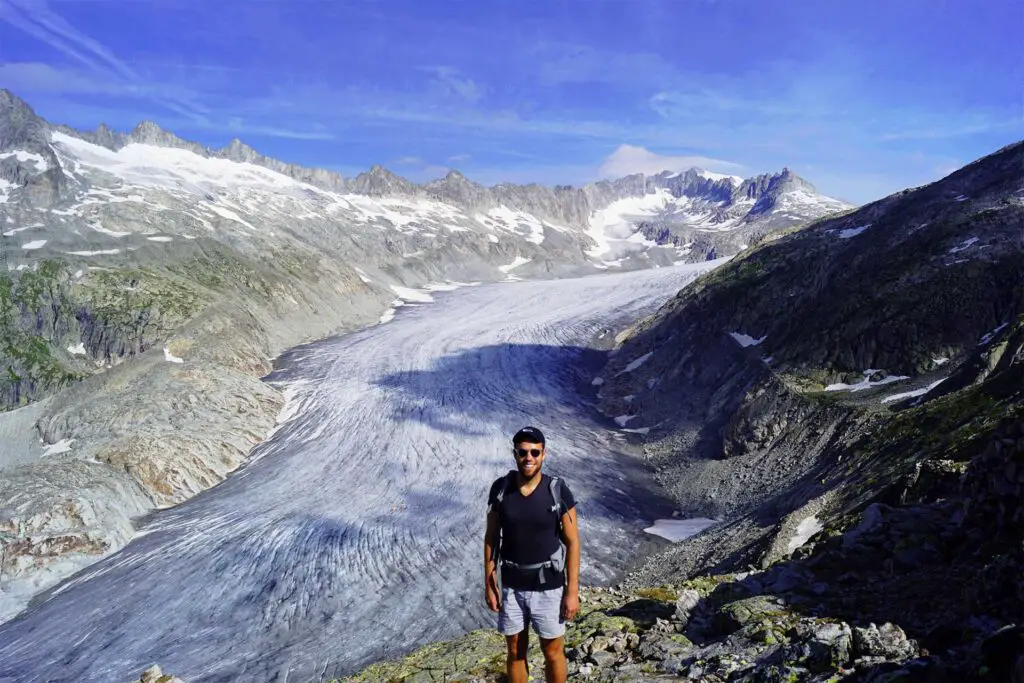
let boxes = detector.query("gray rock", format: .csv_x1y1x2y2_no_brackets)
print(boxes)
590,635,612,653
714,595,789,634
853,623,917,660
588,649,617,668
673,588,701,626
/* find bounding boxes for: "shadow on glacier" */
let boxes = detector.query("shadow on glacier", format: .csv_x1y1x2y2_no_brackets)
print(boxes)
372,341,679,528
372,342,608,436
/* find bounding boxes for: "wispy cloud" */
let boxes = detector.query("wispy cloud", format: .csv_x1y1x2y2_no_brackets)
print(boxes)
393,156,424,166
447,153,471,163
0,0,208,122
598,144,743,178
421,66,482,103
879,116,1022,141
530,42,676,88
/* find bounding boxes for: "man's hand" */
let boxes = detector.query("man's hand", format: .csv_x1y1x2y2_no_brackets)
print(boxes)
486,584,501,612
485,573,501,612
561,589,579,621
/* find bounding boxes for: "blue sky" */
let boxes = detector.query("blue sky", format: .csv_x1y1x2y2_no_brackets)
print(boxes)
1,0,1021,204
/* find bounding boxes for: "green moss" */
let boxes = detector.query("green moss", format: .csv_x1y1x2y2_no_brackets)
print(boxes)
566,611,637,647
82,267,204,337
667,633,693,648
678,574,736,598
339,629,507,682
0,274,15,334
1,330,83,405
168,250,279,296
634,585,679,603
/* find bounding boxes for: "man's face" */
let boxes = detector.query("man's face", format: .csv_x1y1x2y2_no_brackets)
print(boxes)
513,440,545,478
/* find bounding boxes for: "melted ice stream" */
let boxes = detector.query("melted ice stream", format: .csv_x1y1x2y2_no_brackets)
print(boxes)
0,261,722,682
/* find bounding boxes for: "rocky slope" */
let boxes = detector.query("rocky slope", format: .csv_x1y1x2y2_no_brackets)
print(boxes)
0,87,850,624
339,351,1023,682
337,140,1024,682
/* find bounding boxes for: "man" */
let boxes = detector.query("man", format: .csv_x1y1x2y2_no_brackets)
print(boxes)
484,426,580,683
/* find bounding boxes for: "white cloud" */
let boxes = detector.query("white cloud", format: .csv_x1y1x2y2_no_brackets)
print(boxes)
393,156,424,166
598,144,743,178
448,153,472,163
423,66,482,103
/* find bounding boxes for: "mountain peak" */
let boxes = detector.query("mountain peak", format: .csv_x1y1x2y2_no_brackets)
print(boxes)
0,88,50,151
351,164,415,196
218,138,260,162
129,120,166,138
127,120,208,156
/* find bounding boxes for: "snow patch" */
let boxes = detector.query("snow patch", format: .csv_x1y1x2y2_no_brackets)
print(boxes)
729,332,766,347
21,240,47,250
2,223,44,237
378,308,396,324
0,150,49,172
613,415,637,427
644,518,718,542
474,207,546,244
390,285,434,303
146,236,173,243
41,438,75,457
498,256,531,273
621,352,654,373
66,249,120,256
787,515,823,553
979,322,1009,346
838,225,870,239
207,204,257,231
698,170,744,185
67,343,86,355
163,347,185,363
948,237,979,254
825,370,910,392
881,378,947,404
88,222,131,238
0,178,14,204
586,190,671,261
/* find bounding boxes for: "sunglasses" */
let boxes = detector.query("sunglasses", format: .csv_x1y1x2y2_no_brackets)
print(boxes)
515,448,543,459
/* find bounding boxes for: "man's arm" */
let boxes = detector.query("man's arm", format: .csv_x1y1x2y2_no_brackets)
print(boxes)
484,507,502,611
560,506,580,619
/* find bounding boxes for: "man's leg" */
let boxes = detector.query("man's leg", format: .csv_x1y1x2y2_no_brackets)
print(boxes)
505,629,530,683
539,635,567,683
526,587,567,683
497,587,529,683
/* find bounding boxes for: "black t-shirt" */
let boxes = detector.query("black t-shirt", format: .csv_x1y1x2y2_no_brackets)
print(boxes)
488,473,576,590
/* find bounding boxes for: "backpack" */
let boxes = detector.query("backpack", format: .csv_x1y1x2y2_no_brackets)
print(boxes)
489,469,568,587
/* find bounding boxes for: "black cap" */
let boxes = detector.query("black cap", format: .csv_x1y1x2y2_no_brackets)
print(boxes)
513,426,545,446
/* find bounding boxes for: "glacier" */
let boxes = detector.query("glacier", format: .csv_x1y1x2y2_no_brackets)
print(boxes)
0,260,723,683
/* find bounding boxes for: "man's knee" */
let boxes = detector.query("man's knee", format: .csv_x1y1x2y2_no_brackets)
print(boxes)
539,636,565,661
506,630,530,659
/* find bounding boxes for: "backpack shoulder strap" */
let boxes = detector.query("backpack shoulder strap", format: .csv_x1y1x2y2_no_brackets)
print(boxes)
493,470,517,507
549,475,565,532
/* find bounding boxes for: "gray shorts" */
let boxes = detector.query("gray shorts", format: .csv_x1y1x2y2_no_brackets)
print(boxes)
497,585,566,639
